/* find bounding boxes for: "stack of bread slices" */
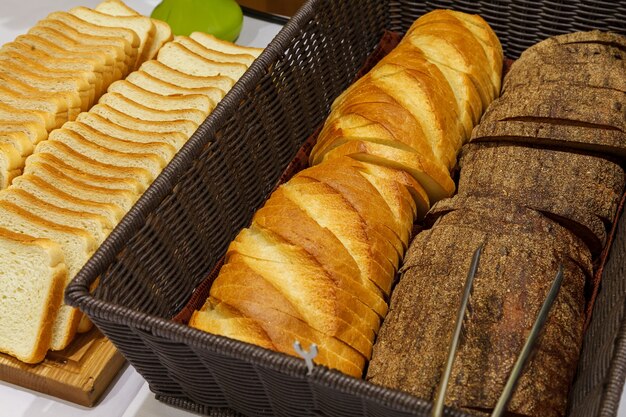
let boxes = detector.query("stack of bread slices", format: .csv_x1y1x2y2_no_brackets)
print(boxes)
0,0,262,364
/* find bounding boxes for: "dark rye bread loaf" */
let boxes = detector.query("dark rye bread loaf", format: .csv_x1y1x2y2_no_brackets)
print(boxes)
367,203,591,417
453,143,625,251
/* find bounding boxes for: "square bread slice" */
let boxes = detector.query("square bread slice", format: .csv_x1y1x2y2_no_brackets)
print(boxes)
0,226,66,363
63,120,178,163
190,32,263,58
125,71,225,104
107,80,214,113
0,132,34,159
69,6,156,69
0,78,71,127
0,142,22,189
0,102,51,142
98,92,208,125
0,121,48,147
157,42,248,80
139,60,235,91
89,103,199,137
26,152,145,194
0,201,96,351
0,188,111,244
95,0,173,61
33,140,152,189
173,36,256,66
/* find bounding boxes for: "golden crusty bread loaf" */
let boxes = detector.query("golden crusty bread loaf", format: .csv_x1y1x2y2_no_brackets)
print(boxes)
310,10,502,204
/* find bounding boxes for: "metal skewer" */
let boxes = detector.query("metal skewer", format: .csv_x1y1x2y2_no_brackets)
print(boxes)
431,245,483,417
490,264,564,417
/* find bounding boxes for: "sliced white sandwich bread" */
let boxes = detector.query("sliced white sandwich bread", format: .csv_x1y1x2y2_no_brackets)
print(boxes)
33,140,152,190
26,152,145,194
0,48,98,107
74,111,188,150
24,160,137,213
63,121,178,163
0,201,96,351
11,174,124,226
125,71,225,104
157,42,248,80
0,60,90,112
44,12,140,72
88,103,198,137
0,226,66,363
0,132,34,159
0,188,111,244
190,32,263,58
32,18,132,77
139,60,235,91
69,7,156,68
47,128,166,180
107,80,214,113
0,102,50,140
0,79,70,128
95,0,173,61
0,121,48,147
0,142,22,188
98,92,208,125
173,36,255,66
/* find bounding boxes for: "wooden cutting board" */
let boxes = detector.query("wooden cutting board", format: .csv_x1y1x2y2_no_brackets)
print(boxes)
0,327,125,406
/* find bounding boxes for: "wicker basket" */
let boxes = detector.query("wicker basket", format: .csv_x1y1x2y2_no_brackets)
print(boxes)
65,1,626,416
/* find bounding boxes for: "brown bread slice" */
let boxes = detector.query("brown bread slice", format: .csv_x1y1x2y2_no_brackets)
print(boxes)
368,204,591,417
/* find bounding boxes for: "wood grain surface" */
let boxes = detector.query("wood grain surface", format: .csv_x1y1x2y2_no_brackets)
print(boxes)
0,327,125,407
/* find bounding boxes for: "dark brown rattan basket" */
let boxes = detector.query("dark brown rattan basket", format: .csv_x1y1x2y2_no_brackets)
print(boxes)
66,1,626,416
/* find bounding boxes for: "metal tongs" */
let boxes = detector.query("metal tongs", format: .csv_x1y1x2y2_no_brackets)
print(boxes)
431,245,564,417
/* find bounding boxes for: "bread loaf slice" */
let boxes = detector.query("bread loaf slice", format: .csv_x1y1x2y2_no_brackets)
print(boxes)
190,32,263,58
0,142,22,188
94,0,173,61
0,188,111,244
63,121,178,162
32,18,131,77
24,159,137,212
0,132,33,159
139,60,235,92
69,7,156,68
125,71,225,104
0,84,65,130
98,92,208,125
74,112,187,150
11,174,124,226
44,11,140,71
48,128,165,180
0,226,66,363
26,152,144,194
173,36,255,66
107,80,214,113
157,42,248,80
88,103,199,137
0,201,96,351
33,140,152,189
0,102,51,143
0,121,48,147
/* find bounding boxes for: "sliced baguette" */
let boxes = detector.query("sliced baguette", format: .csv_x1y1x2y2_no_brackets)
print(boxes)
64,120,178,163
75,111,188,150
33,140,152,190
98,92,208,125
88,103,198,137
107,80,214,113
157,42,248,80
190,32,263,58
0,201,96,351
0,226,66,363
0,188,111,244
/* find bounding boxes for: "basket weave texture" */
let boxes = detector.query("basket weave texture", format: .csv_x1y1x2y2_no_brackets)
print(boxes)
66,1,626,416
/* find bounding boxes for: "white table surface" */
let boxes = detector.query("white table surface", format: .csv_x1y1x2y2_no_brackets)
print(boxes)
0,1,280,416
0,2,624,417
